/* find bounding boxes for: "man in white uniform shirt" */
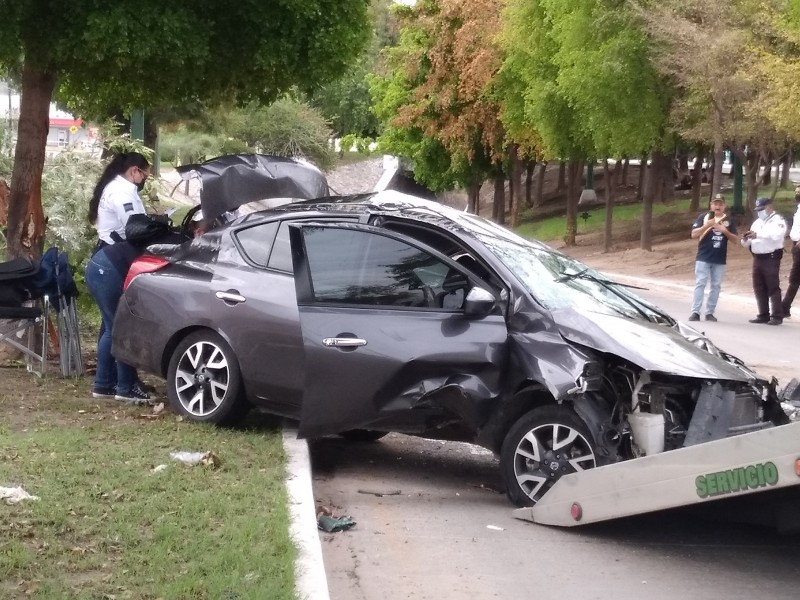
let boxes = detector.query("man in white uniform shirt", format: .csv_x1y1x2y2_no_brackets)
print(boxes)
781,188,800,317
741,196,787,325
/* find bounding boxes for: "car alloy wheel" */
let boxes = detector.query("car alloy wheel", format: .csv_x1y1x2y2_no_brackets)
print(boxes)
167,330,246,425
501,405,597,507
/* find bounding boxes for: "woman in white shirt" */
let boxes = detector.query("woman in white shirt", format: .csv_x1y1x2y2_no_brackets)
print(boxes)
88,152,151,251
85,151,153,401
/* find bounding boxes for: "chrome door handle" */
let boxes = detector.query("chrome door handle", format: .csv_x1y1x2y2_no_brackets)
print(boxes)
215,290,246,304
322,337,367,348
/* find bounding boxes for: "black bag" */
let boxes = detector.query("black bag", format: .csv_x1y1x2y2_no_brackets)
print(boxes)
0,257,37,307
124,214,172,247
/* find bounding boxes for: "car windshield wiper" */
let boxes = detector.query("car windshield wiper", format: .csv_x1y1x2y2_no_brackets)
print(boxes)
555,268,647,291
555,269,674,324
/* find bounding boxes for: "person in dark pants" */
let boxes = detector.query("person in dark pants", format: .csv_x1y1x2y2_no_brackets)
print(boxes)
85,218,182,402
741,197,787,325
85,244,147,402
781,188,800,317
688,194,738,322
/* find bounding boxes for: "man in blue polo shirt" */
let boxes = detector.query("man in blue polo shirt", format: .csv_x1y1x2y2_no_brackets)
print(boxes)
689,194,738,322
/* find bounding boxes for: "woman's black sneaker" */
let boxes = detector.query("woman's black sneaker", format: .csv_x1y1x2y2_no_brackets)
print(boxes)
115,384,151,405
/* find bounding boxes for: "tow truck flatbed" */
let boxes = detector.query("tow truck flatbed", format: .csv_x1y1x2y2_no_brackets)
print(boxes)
514,420,800,528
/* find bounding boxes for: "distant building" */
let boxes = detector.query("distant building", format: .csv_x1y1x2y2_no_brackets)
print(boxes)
0,80,96,152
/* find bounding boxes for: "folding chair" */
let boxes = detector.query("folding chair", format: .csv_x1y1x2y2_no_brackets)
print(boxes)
0,257,49,376
31,248,83,377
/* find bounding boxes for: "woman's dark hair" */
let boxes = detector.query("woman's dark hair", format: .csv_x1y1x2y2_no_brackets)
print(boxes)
87,152,150,224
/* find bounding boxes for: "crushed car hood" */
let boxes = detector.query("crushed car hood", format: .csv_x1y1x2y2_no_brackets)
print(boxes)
551,308,750,381
176,154,329,220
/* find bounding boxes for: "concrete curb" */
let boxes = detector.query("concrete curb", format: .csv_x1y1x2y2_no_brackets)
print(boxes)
282,424,329,600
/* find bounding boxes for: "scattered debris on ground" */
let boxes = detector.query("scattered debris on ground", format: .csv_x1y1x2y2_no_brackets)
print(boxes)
169,450,221,468
317,514,357,533
1,485,39,504
357,488,402,497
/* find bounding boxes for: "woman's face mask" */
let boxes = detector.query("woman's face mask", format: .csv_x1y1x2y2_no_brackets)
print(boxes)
757,209,768,220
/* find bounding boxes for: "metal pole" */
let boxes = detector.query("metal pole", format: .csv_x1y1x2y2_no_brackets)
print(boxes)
732,154,743,214
131,109,145,142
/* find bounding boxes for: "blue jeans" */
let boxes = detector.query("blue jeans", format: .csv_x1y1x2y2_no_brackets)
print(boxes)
85,252,136,395
692,261,726,315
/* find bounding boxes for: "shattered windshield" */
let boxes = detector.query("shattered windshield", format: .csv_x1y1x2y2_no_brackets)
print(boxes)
475,230,672,324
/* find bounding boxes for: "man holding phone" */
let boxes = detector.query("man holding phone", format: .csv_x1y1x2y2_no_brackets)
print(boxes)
689,194,738,322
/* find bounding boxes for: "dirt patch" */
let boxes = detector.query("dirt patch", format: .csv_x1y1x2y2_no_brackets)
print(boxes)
0,364,166,433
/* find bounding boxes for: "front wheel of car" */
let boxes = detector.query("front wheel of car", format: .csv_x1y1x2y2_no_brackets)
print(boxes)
501,405,598,507
167,330,248,426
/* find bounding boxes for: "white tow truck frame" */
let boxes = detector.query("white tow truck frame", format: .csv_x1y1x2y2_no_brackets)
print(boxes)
514,420,800,530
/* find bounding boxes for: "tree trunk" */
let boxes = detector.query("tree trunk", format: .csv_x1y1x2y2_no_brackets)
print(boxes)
658,154,675,205
509,145,523,228
636,157,646,202
557,160,566,191
525,161,534,208
762,152,773,186
603,159,618,253
690,151,704,212
5,65,56,260
710,142,723,199
466,179,480,214
781,148,792,189
492,172,505,225
641,151,664,251
564,160,581,246
534,160,546,207
621,157,629,186
730,146,761,212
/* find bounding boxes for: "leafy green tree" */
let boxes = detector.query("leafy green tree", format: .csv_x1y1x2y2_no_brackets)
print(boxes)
209,99,336,170
371,7,462,192
634,0,797,208
158,127,226,166
308,0,399,139
0,0,371,259
500,0,671,247
310,62,380,139
371,0,505,216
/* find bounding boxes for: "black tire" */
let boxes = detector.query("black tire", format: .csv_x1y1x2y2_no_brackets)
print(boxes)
167,330,248,426
338,429,388,443
501,405,598,507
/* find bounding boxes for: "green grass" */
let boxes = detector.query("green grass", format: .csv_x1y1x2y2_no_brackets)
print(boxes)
514,196,696,241
513,187,798,242
0,369,295,600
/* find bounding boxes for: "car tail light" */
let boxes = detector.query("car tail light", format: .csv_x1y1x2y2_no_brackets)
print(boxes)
124,256,170,291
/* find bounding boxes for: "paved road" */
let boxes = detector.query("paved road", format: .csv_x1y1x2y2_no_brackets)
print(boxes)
311,281,800,600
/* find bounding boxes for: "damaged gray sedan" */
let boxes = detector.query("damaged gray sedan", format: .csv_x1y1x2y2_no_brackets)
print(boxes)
113,190,790,506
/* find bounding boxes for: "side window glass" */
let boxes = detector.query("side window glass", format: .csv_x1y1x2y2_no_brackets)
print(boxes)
303,228,457,308
235,222,279,267
268,221,294,272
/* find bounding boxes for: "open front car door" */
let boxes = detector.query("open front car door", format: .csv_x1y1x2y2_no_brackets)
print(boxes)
289,222,509,439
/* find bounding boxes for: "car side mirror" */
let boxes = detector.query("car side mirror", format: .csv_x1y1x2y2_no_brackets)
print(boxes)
463,286,495,317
